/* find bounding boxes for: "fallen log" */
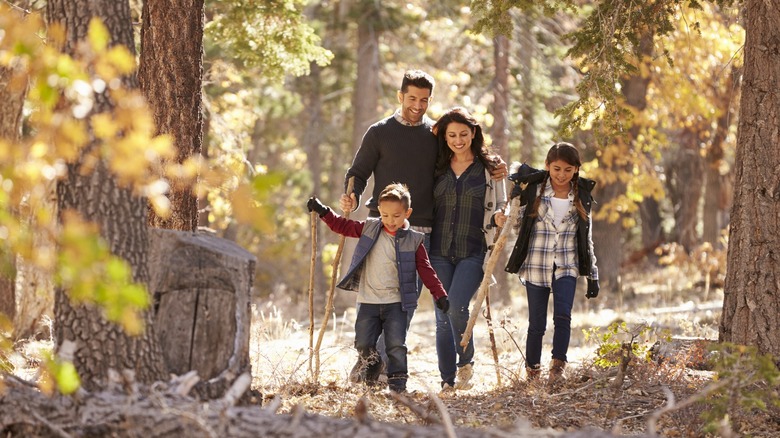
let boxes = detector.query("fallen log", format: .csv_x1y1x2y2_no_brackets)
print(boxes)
0,374,629,438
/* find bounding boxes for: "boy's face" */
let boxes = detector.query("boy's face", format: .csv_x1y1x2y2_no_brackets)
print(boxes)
377,200,412,233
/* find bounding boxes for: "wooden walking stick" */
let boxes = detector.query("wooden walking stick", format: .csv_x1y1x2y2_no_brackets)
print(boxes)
308,210,317,377
460,197,521,349
483,287,502,386
314,177,354,381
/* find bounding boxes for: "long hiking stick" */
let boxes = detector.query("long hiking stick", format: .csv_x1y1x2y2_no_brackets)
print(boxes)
307,211,317,377
314,177,354,381
460,197,521,349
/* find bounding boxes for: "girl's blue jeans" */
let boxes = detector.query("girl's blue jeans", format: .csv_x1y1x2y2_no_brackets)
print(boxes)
430,254,484,386
524,275,577,367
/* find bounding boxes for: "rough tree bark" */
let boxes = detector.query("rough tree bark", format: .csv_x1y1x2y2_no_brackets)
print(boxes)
138,0,204,232
719,0,780,359
47,0,166,389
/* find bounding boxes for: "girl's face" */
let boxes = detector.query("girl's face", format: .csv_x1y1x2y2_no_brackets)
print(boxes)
445,122,474,155
377,200,412,233
546,159,578,191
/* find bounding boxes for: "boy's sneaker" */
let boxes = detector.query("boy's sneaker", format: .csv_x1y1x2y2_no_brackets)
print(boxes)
454,363,473,390
440,382,455,394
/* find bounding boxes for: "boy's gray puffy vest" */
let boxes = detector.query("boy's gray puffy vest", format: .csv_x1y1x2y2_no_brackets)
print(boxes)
505,164,596,276
337,219,424,312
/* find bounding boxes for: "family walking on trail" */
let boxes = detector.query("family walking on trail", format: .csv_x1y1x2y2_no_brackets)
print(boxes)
307,69,600,394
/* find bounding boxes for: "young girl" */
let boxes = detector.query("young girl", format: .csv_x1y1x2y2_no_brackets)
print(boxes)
505,142,600,387
430,107,507,391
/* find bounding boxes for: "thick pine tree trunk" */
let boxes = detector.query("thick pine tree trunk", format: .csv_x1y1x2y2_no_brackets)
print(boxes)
0,64,25,322
138,0,204,232
719,0,780,358
47,0,166,389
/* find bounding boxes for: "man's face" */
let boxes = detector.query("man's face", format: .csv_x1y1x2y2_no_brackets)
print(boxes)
377,200,412,233
397,85,431,124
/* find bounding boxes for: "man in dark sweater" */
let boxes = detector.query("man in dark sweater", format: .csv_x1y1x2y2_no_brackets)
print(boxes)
340,69,438,228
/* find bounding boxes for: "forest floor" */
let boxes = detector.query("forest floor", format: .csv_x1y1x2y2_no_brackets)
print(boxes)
249,264,780,437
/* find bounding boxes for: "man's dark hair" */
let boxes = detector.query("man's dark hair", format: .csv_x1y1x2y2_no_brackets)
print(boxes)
400,69,435,94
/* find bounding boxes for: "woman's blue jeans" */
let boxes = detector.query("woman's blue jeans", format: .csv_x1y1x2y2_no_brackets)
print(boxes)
524,275,577,367
430,254,484,385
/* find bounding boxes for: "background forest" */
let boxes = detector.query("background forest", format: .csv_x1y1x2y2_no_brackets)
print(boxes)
2,0,780,436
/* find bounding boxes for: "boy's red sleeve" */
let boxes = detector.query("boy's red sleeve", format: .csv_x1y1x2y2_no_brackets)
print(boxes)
415,244,447,299
320,210,364,238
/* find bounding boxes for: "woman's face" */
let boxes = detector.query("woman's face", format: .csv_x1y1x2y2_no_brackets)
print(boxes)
546,159,578,191
444,121,474,155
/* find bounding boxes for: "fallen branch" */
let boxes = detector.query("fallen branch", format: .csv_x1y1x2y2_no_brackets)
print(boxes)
461,198,520,348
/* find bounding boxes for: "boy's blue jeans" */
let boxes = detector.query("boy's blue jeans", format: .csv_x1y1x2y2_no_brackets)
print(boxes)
375,233,430,365
354,302,408,391
430,254,484,386
524,275,577,367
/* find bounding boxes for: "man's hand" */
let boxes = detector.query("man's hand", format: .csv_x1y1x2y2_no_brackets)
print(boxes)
339,193,357,214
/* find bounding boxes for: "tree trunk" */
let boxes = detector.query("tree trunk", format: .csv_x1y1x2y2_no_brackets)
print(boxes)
0,62,26,322
593,30,653,290
670,128,704,251
490,34,511,304
351,8,381,153
139,0,204,232
702,68,739,248
719,0,780,359
340,5,380,310
299,63,328,300
47,0,166,389
516,15,536,164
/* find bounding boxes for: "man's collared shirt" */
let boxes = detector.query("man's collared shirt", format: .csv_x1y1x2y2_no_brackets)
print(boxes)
393,108,426,127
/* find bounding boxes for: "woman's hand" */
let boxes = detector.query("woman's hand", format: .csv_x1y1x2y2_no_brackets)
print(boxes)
493,210,507,228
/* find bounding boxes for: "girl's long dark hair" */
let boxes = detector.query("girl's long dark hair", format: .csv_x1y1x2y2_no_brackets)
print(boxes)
530,142,587,220
432,107,497,178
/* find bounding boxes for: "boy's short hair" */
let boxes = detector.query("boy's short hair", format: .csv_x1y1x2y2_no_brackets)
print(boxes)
400,70,435,94
378,183,412,210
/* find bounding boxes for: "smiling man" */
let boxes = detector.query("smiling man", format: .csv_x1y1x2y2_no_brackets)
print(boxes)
341,69,438,231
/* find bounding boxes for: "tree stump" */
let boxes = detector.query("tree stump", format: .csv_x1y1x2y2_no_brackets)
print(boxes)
148,229,256,399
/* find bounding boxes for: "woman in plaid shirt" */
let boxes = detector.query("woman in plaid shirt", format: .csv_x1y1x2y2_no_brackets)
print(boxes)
505,142,600,387
429,107,507,391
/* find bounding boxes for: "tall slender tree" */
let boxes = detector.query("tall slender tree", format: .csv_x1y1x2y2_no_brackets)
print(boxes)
47,0,166,389
139,0,204,231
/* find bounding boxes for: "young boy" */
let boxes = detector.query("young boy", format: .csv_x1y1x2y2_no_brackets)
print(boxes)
307,183,449,393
